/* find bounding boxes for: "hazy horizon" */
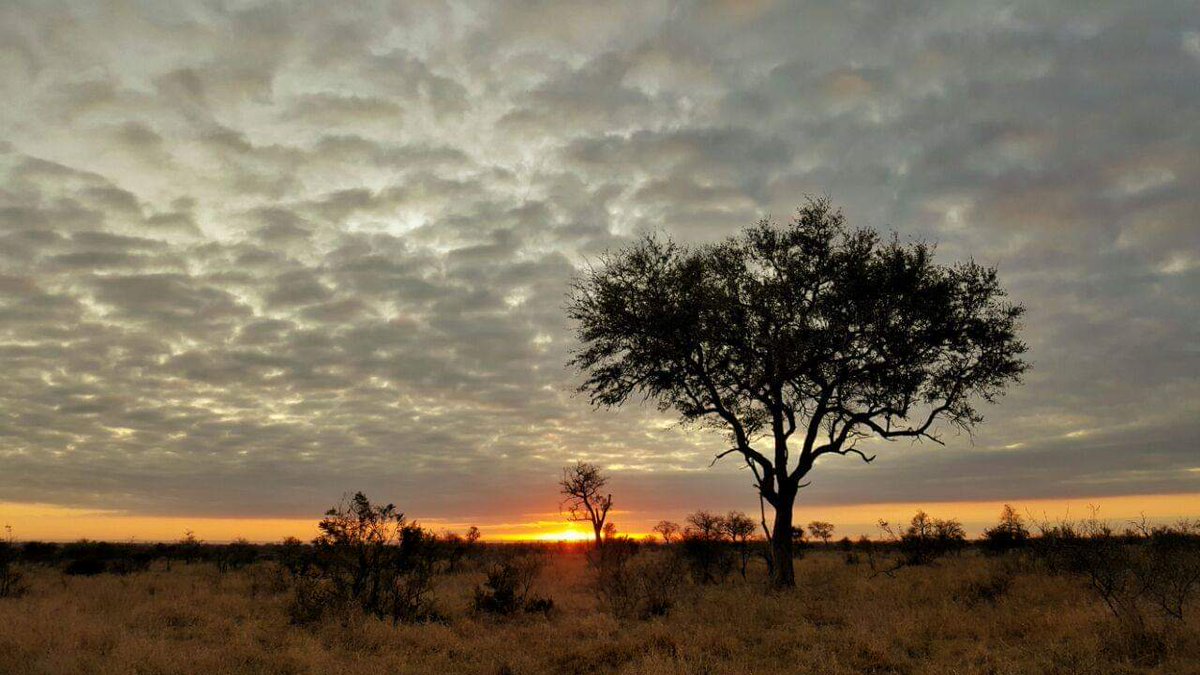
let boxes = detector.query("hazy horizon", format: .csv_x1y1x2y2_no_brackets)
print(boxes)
1,1,1197,542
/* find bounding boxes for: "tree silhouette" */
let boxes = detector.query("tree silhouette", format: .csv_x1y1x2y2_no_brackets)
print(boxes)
653,520,681,544
568,198,1028,587
724,511,757,579
559,461,614,547
807,521,835,546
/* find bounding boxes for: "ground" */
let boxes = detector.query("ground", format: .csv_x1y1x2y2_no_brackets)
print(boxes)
1,550,1197,674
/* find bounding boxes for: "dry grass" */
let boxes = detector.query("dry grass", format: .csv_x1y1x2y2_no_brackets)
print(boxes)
1,550,1198,675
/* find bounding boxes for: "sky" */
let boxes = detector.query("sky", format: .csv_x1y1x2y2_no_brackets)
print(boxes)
0,1,1197,542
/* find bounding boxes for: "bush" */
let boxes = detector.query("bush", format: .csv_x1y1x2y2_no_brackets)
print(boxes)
64,558,107,576
291,492,445,625
473,555,550,617
593,541,684,620
215,539,258,573
19,541,59,565
894,511,966,565
0,539,26,598
275,536,310,577
1032,516,1200,633
957,569,1014,607
982,505,1030,555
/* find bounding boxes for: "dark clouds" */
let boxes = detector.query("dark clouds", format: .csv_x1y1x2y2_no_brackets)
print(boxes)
0,1,1197,523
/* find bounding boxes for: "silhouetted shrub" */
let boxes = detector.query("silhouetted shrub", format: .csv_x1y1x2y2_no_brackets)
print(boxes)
275,536,310,577
58,540,153,576
473,554,550,617
593,541,684,620
0,539,26,598
215,538,258,573
19,541,59,565
290,492,444,625
982,504,1030,555
64,558,107,576
957,568,1014,607
895,511,966,565
1031,515,1200,643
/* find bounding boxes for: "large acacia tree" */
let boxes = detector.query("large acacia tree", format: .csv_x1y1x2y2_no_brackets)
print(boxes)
567,198,1028,587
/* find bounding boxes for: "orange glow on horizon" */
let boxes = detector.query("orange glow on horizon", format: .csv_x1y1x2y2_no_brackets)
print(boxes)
2,492,1198,543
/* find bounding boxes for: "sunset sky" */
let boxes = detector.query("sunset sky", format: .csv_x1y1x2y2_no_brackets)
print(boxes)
1,1,1197,542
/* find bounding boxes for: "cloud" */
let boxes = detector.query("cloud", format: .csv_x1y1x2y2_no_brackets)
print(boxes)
0,0,1195,527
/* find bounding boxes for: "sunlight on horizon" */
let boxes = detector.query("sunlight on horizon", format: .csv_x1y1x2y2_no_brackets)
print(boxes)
4,493,1199,544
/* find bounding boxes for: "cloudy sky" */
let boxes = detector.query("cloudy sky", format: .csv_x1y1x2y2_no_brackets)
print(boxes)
1,1,1197,539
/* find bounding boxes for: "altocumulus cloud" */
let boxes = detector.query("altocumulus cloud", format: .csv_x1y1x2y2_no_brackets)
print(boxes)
0,0,1196,522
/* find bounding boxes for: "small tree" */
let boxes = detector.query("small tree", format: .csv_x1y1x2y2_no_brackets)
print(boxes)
568,198,1028,587
559,462,614,548
982,504,1030,554
682,510,733,584
724,511,757,579
653,520,681,544
178,529,202,565
807,521,835,546
0,525,25,599
296,492,442,624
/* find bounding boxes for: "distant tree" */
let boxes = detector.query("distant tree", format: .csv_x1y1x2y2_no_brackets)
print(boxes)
603,522,619,541
568,197,1028,587
178,529,202,565
0,525,24,598
215,537,256,573
686,510,726,539
465,526,482,545
882,510,967,566
807,521,835,546
724,511,758,579
653,520,681,544
559,462,614,548
982,504,1030,554
682,510,733,584
277,536,309,577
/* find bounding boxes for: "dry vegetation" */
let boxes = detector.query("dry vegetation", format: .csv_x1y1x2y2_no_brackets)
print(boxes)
2,533,1199,675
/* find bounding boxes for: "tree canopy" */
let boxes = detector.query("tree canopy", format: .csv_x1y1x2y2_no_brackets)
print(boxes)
568,198,1028,585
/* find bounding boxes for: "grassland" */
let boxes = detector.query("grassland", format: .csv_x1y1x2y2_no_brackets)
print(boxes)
1,546,1198,675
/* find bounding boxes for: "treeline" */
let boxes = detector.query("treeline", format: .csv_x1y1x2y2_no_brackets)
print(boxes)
3,500,1198,636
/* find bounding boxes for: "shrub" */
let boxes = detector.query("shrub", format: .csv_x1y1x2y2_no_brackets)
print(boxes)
1032,515,1200,633
0,538,26,598
291,492,444,625
593,541,684,620
64,558,107,576
215,539,258,573
275,536,311,577
958,569,1014,607
473,555,550,616
982,504,1030,555
894,511,966,565
19,541,59,565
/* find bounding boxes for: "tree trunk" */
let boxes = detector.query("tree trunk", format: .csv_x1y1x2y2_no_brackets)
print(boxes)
769,490,796,588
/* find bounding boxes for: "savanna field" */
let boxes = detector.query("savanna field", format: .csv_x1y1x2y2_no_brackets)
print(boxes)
2,536,1198,675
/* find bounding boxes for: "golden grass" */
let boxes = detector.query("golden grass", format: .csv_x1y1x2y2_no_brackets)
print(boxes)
1,551,1197,674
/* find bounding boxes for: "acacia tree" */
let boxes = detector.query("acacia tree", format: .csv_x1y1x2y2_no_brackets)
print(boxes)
724,511,758,579
653,520,681,544
807,521,835,546
567,198,1028,587
559,461,614,547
